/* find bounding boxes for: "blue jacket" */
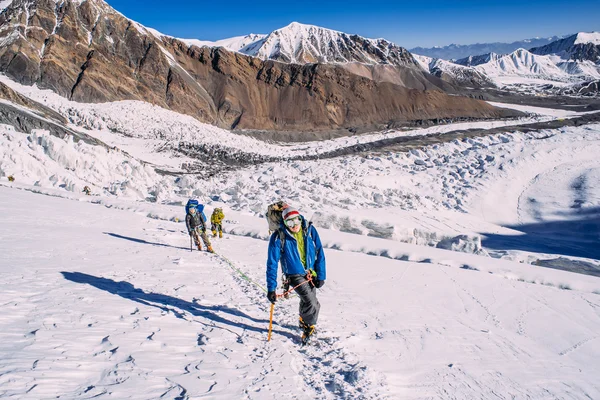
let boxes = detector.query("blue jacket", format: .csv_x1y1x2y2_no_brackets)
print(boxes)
266,217,326,292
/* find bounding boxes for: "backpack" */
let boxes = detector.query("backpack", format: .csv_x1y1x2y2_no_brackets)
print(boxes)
266,201,288,233
186,199,207,222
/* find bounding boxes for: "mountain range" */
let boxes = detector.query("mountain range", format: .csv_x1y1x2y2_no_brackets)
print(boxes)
0,0,597,135
449,33,600,87
179,25,600,91
0,0,509,134
410,36,567,61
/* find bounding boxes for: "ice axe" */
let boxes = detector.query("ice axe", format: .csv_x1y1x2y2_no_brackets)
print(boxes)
267,303,274,342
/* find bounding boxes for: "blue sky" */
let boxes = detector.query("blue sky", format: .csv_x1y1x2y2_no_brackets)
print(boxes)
105,0,599,48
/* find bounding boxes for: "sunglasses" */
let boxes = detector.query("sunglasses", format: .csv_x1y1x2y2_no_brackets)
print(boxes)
285,217,301,228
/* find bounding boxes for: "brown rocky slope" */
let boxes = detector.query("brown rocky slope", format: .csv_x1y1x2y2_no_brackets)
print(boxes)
0,0,518,133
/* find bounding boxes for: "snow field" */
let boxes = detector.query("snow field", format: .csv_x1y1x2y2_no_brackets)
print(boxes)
2,116,600,267
1,186,599,399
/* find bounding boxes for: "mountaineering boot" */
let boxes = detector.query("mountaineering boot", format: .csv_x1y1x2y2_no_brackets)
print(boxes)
219,231,223,238
212,230,217,238
207,246,214,253
299,317,316,345
301,324,316,345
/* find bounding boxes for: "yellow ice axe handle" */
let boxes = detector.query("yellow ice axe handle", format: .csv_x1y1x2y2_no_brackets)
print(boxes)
267,303,274,342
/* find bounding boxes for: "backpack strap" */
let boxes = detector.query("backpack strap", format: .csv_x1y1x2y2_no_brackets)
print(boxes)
303,221,315,243
277,229,286,256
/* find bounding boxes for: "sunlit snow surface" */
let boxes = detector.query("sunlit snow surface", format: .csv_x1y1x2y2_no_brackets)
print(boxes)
0,70,599,398
0,184,599,399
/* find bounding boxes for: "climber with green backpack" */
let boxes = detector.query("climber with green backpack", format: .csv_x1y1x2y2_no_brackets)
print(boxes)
266,203,326,345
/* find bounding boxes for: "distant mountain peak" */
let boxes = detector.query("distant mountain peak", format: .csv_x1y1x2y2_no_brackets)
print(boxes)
410,35,568,61
188,22,418,67
530,32,600,63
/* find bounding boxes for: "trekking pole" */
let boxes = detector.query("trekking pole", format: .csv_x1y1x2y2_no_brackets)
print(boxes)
190,235,193,252
267,303,274,342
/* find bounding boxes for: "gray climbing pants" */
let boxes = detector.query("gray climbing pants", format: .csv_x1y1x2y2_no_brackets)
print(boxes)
288,274,320,326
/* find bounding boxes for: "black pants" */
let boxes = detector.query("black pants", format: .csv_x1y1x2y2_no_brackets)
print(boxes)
288,274,320,326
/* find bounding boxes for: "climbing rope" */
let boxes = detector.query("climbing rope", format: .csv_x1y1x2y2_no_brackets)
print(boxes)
214,252,307,300
216,252,268,294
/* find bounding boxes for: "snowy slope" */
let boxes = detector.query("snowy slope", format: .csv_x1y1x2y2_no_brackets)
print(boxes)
1,182,599,399
450,33,600,88
0,0,12,12
1,66,599,396
239,22,417,66
575,32,600,46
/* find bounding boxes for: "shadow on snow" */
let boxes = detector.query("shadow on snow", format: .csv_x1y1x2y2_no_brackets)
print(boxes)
481,208,600,266
104,232,190,251
61,271,296,340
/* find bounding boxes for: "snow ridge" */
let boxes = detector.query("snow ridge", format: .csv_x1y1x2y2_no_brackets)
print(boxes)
455,47,600,85
237,22,416,66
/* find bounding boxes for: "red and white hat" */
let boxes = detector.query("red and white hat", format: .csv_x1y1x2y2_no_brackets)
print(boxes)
282,207,300,221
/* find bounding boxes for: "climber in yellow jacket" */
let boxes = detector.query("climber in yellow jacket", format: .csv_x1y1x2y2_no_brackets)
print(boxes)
211,208,225,238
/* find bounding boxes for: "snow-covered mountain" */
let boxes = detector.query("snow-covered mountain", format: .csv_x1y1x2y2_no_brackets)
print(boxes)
456,49,568,77
531,32,600,62
454,45,600,86
413,54,495,88
192,22,420,68
410,36,566,61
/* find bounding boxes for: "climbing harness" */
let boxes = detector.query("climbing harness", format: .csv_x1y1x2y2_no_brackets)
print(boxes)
277,271,314,299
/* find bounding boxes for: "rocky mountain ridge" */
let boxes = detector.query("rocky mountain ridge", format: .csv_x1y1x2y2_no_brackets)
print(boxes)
0,0,513,133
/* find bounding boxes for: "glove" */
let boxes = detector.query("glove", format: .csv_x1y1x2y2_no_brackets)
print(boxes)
313,280,325,289
267,291,277,304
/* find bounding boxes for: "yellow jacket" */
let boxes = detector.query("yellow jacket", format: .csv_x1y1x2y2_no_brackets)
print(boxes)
211,208,224,224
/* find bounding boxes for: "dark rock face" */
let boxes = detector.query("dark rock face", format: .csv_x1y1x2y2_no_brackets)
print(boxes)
0,81,67,123
530,34,600,63
567,44,600,63
0,0,512,132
